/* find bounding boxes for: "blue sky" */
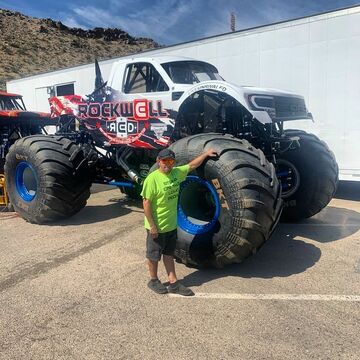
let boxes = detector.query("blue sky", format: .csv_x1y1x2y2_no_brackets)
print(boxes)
0,0,359,44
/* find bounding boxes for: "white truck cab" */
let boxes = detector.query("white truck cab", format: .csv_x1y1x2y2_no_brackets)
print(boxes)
107,56,312,126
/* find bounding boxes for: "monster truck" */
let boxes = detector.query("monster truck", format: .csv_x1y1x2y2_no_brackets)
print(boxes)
0,91,54,173
0,91,55,209
4,57,338,267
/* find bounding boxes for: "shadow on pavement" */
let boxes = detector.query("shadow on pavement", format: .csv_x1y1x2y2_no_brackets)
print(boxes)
182,205,360,285
48,195,143,226
281,206,360,243
49,202,133,226
182,229,321,285
108,196,143,211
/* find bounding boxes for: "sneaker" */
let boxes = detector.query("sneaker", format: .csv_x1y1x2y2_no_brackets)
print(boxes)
147,279,168,294
168,281,194,296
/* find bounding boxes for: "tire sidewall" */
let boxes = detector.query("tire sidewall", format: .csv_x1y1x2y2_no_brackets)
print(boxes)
5,136,91,223
278,132,337,219
5,142,45,220
279,147,315,210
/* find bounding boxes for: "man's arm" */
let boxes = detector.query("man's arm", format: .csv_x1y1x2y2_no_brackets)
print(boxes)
188,148,218,171
143,198,158,239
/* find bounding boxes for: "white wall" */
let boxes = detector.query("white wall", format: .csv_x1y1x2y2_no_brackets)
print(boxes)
7,6,360,180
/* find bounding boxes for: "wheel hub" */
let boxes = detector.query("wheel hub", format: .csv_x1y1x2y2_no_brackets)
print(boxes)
15,161,38,202
276,159,300,198
177,175,220,235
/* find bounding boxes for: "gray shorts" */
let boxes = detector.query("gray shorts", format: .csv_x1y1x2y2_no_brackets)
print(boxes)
146,229,177,261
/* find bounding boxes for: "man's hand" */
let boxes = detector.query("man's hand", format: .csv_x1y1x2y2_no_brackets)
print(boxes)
205,148,218,158
188,148,218,171
150,225,158,239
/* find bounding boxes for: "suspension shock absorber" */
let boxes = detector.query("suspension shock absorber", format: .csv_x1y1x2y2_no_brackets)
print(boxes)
116,148,142,185
0,126,9,164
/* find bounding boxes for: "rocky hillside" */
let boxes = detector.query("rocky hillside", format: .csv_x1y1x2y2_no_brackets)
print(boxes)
0,9,159,90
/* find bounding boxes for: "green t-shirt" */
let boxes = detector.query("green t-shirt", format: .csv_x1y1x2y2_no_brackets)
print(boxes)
141,164,190,232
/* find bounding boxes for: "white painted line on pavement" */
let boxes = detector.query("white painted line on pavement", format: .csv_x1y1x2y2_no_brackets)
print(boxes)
169,293,360,301
285,224,360,227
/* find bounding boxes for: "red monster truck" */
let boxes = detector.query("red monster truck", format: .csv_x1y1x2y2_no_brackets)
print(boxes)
0,91,54,172
4,58,338,267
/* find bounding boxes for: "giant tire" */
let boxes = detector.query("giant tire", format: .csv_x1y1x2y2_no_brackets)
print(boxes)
278,130,338,222
4,135,91,224
168,133,283,268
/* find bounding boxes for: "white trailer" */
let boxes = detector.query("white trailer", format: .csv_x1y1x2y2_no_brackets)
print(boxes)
7,5,360,181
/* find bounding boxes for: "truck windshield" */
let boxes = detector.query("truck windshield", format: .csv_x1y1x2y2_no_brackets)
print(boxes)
0,96,25,111
162,61,223,84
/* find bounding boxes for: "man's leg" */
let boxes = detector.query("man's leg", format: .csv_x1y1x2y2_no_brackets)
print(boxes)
146,230,161,279
163,255,177,283
148,259,159,280
162,230,194,296
146,231,167,294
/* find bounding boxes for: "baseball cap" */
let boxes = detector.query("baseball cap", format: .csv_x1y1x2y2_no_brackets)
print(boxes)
157,148,176,160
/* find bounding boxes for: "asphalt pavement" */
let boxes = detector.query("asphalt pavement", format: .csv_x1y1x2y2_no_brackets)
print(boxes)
0,182,359,359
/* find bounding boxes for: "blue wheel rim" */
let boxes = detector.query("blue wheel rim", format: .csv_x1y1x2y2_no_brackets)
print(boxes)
15,161,38,202
177,175,220,235
276,159,300,198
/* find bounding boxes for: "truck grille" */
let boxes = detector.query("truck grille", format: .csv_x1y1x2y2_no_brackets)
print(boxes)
274,96,308,120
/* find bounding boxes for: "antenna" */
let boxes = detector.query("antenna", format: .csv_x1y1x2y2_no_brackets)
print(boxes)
230,12,236,32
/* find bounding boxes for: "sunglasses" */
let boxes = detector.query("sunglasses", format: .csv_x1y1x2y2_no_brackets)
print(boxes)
160,158,175,165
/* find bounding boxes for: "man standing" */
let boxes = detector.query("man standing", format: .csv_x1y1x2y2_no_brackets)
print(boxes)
141,148,217,296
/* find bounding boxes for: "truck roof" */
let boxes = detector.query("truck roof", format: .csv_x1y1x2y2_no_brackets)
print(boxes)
0,91,22,98
113,55,201,65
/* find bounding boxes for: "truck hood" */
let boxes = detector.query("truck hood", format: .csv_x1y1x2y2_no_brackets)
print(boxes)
0,110,54,126
240,85,300,97
179,80,311,124
0,110,51,117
